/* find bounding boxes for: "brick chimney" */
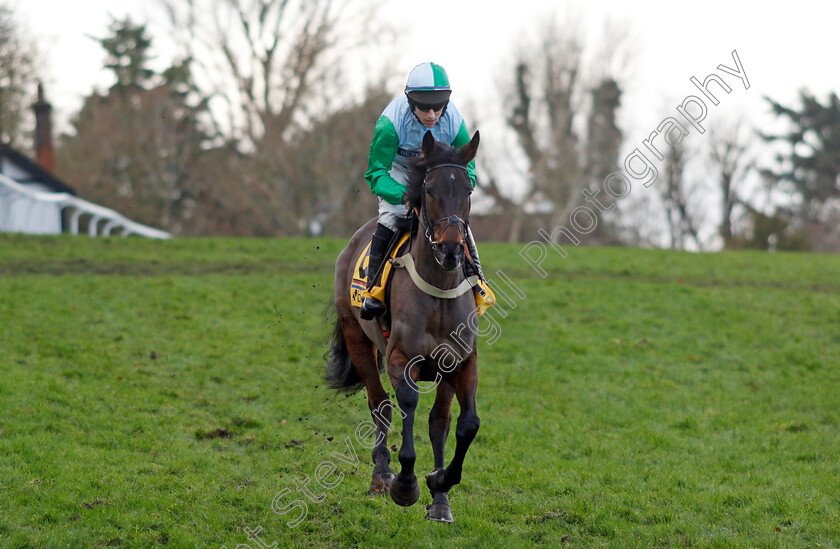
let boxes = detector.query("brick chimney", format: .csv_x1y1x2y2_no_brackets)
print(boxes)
32,82,55,172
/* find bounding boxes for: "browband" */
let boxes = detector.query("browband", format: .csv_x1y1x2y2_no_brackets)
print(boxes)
425,163,469,176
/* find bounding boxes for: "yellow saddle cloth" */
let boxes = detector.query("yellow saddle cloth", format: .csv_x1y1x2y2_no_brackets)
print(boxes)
350,234,496,317
350,233,411,309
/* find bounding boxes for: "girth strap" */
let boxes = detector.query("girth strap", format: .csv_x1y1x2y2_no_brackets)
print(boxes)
390,254,479,299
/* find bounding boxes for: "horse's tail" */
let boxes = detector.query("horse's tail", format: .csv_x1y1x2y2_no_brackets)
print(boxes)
324,315,365,394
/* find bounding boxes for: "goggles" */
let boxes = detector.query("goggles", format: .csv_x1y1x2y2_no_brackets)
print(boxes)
413,101,447,113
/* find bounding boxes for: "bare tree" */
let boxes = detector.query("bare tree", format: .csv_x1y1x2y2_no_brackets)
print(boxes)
152,0,393,236
506,19,583,229
0,3,40,148
245,82,390,236
660,142,703,250
707,121,753,249
58,83,209,233
159,0,380,148
486,14,629,242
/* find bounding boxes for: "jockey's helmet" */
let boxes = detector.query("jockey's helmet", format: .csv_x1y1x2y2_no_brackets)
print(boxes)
404,62,452,106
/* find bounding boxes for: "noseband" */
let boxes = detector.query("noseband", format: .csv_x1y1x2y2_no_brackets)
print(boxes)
419,163,470,257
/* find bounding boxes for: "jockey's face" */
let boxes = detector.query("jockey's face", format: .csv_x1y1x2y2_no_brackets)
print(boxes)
414,105,444,128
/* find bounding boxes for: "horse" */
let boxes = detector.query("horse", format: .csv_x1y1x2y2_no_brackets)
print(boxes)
325,130,482,523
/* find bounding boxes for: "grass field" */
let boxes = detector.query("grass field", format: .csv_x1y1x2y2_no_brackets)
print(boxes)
1,234,839,548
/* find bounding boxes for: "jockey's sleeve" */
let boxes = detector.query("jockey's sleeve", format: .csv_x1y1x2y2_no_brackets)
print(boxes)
365,115,406,205
451,119,477,188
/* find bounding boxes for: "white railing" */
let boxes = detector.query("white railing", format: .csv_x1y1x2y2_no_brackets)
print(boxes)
0,172,171,239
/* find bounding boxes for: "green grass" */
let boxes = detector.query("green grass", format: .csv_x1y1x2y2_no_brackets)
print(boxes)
1,234,838,548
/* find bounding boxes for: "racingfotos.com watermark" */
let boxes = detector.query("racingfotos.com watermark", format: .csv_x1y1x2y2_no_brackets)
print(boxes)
221,48,750,549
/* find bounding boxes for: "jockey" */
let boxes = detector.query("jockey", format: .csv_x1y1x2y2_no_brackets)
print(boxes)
361,61,484,320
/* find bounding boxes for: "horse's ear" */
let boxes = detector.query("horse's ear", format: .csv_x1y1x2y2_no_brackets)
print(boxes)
457,131,480,164
422,130,437,158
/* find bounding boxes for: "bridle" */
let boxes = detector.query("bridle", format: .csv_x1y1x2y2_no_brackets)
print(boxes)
390,160,481,297
418,163,471,261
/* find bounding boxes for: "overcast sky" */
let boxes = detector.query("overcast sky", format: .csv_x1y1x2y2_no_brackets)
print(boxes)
21,0,838,136
16,0,839,213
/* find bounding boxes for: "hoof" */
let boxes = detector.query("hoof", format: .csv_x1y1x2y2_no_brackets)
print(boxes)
425,468,447,493
426,503,454,523
369,472,394,495
389,474,420,507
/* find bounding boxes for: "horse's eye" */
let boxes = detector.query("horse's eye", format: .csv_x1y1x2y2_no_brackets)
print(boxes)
425,187,435,198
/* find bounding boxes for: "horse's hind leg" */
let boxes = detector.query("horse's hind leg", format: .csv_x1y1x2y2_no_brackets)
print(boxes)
387,348,421,507
338,314,394,493
426,381,454,522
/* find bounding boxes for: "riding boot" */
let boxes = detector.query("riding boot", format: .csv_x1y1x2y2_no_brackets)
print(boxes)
360,223,396,320
464,225,485,281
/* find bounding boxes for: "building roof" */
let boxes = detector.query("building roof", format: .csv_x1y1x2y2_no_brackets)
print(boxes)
0,143,76,195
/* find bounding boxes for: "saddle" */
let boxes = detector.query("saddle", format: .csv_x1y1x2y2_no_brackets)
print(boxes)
350,233,496,320
350,232,412,311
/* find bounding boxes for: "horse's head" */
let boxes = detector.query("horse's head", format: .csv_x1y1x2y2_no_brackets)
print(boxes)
405,130,480,272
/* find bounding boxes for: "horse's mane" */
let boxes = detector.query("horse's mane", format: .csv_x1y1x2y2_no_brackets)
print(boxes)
402,142,469,212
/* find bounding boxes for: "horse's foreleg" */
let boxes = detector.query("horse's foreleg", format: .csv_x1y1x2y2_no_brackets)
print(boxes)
426,356,479,495
426,382,454,522
428,381,453,468
387,348,420,507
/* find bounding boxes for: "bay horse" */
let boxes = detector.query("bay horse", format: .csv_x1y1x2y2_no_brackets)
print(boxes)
325,130,481,522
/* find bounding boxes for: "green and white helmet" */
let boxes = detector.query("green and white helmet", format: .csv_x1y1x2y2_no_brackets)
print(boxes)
404,62,452,105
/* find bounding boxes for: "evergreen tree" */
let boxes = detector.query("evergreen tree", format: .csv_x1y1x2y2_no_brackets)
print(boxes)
96,16,156,91
58,18,209,234
763,91,840,207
